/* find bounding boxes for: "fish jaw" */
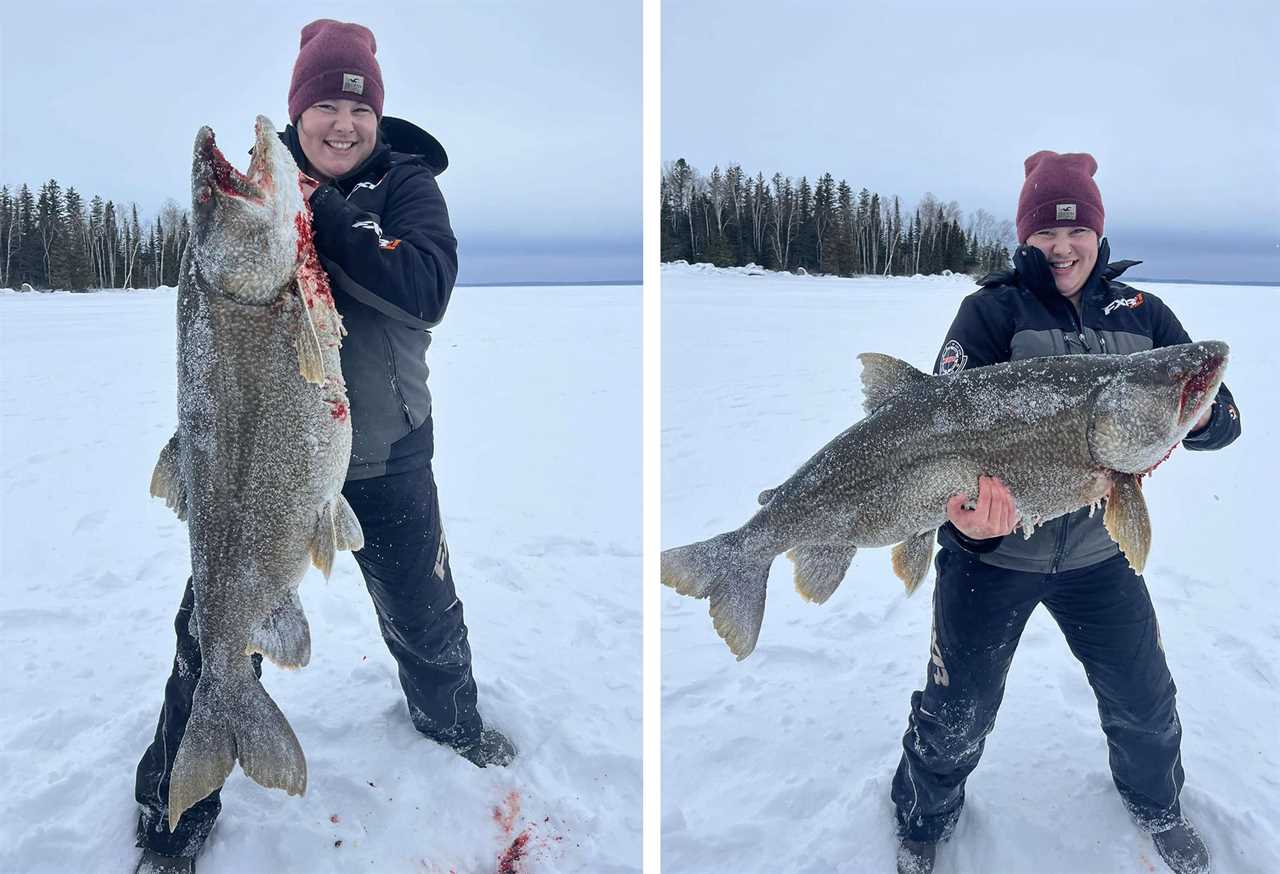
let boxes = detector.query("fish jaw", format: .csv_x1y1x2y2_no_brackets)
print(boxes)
1088,341,1229,474
189,117,305,306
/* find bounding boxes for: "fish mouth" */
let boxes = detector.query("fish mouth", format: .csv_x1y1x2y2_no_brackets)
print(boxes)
192,122,272,206
1177,342,1228,429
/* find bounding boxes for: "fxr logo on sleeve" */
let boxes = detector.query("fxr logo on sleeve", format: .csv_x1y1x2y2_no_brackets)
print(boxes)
351,219,402,252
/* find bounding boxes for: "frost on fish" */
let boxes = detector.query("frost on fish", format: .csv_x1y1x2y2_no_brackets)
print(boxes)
662,341,1228,659
152,116,365,830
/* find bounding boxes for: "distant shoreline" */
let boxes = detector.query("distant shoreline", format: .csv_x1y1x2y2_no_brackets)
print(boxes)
456,279,640,288
1126,277,1279,289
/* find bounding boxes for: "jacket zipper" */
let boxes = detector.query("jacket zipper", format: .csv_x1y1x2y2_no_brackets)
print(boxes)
1049,511,1072,574
380,325,415,428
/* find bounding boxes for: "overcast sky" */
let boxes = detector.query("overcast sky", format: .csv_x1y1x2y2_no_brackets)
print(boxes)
664,0,1279,283
1,1,640,284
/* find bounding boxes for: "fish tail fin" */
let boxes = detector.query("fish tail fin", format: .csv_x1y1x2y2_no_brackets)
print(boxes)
168,665,306,831
661,531,772,660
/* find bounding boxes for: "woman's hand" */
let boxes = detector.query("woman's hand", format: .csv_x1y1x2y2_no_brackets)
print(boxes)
947,475,1019,540
299,175,320,201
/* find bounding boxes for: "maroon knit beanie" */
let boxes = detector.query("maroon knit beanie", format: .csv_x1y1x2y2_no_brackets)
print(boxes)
1015,150,1105,244
288,19,384,123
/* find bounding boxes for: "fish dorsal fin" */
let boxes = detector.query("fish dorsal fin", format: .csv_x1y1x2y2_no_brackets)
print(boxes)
858,353,929,414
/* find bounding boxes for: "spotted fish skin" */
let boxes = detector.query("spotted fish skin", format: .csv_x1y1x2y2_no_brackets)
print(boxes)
149,116,365,830
663,341,1228,659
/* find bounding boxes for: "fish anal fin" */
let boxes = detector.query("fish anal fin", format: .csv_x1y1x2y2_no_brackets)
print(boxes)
892,529,936,595
150,434,187,521
333,495,364,552
1104,474,1151,574
309,502,337,578
247,589,311,669
858,352,929,414
786,544,857,604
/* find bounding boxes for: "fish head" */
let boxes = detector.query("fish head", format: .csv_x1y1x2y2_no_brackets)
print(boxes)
1088,340,1229,474
189,116,306,305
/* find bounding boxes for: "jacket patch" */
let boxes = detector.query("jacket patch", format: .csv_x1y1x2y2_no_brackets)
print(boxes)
433,532,449,580
939,339,968,375
1103,292,1145,315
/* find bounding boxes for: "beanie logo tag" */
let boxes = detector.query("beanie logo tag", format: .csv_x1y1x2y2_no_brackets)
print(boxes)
1056,203,1077,221
342,73,365,95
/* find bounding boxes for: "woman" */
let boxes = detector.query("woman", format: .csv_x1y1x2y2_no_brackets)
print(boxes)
891,151,1239,874
133,20,513,874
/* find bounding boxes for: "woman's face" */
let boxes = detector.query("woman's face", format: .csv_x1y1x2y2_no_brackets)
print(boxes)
297,99,378,181
1026,226,1099,299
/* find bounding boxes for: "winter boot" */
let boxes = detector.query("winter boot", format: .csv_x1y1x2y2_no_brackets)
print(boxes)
896,837,937,874
451,727,517,767
1152,818,1210,874
134,848,195,874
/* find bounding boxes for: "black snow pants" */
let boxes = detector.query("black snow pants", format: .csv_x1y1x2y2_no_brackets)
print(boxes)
890,548,1184,842
134,461,482,857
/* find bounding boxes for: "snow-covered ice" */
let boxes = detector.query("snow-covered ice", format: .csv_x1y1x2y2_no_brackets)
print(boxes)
661,263,1279,874
0,285,641,873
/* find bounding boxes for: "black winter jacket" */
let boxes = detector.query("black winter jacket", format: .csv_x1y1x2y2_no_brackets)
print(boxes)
935,240,1241,572
283,117,457,480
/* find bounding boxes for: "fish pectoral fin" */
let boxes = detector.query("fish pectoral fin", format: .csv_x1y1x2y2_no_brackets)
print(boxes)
1104,474,1151,574
857,352,929,414
309,502,338,578
247,589,311,669
891,529,936,595
149,434,187,521
787,544,857,604
333,495,365,552
296,298,327,385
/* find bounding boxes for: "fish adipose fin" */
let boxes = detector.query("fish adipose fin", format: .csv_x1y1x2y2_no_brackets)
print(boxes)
786,544,857,604
247,589,311,669
857,353,929,414
1104,474,1151,574
661,531,772,660
168,664,306,831
757,487,778,505
296,298,327,385
149,434,187,521
891,529,936,594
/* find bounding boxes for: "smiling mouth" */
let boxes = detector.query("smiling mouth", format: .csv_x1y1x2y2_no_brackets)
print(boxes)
324,140,357,152
1050,259,1078,272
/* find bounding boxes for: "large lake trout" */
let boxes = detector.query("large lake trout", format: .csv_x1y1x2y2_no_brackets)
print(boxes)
663,342,1228,659
150,116,364,829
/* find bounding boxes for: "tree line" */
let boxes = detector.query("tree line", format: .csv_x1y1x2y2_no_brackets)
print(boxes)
0,180,190,291
661,159,1015,278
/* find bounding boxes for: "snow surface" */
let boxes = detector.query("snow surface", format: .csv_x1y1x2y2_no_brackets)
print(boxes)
661,264,1279,874
0,285,640,873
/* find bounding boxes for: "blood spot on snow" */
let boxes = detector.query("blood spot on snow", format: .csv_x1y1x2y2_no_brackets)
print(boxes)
330,814,340,824
496,832,530,874
493,790,521,834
